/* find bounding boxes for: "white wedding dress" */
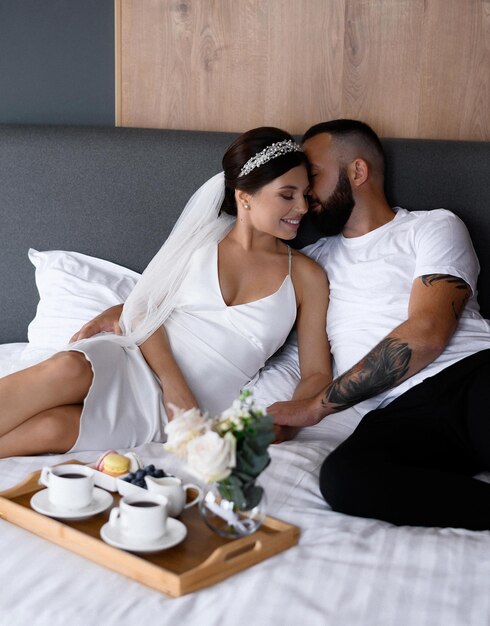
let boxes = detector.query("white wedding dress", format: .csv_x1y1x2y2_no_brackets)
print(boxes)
68,242,297,451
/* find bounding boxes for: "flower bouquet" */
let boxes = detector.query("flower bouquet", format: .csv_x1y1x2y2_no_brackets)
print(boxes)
163,390,274,537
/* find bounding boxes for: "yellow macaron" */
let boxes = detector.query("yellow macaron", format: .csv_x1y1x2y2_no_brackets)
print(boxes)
101,452,130,476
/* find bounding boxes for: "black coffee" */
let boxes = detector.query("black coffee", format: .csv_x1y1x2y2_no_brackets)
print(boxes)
60,473,86,479
131,501,158,508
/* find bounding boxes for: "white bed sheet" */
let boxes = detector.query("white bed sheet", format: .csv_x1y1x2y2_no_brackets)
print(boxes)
1,344,490,626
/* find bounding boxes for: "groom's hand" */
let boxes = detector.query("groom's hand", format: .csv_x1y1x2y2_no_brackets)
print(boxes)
268,396,326,429
272,424,301,444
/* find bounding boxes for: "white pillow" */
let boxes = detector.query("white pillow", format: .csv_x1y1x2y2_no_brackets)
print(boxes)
26,249,140,350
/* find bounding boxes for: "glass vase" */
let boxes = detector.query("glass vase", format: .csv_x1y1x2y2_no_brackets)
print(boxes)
199,481,267,539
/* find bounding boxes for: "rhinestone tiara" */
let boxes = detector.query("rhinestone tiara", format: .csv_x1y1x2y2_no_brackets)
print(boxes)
238,139,303,178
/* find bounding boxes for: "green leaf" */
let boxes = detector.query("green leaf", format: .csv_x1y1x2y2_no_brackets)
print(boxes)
235,442,270,479
244,484,264,509
232,469,256,485
218,476,247,509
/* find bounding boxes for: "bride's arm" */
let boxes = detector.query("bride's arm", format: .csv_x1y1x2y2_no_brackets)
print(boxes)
292,256,332,399
139,326,199,418
268,254,332,439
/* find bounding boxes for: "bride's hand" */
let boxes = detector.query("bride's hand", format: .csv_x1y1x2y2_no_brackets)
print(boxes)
70,304,124,342
163,396,199,422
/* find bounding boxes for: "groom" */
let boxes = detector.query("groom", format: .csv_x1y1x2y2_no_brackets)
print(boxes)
267,119,490,530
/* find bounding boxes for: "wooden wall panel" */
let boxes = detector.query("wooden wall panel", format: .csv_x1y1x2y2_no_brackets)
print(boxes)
263,0,345,130
120,0,343,133
417,0,490,140
342,0,426,137
118,0,490,140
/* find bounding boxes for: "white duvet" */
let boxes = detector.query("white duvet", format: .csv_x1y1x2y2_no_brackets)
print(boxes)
1,343,490,626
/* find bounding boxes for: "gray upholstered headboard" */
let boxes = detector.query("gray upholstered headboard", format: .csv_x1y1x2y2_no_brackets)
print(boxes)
1,124,489,343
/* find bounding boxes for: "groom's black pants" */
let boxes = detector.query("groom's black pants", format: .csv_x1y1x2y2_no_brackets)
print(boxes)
319,349,490,530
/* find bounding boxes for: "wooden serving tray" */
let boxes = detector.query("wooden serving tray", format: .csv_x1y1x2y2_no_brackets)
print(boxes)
0,463,300,597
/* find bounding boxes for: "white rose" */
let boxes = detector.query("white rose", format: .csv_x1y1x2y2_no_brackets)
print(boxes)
186,431,236,483
163,407,209,458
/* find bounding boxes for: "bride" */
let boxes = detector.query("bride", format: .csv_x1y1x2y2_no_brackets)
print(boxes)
0,127,331,457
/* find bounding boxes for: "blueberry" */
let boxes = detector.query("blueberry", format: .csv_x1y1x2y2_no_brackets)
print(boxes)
135,469,146,481
154,469,165,478
135,480,147,488
145,464,155,474
122,476,132,482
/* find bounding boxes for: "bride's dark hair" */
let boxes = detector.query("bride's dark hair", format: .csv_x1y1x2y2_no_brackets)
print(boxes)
220,127,309,216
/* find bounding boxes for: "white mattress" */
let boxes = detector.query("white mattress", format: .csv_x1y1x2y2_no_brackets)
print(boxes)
1,344,490,626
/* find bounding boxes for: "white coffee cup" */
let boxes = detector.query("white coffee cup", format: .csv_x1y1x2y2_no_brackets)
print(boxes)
109,493,169,542
39,465,95,510
144,475,203,517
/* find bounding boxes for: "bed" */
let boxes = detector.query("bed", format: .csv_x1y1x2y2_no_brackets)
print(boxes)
1,124,490,626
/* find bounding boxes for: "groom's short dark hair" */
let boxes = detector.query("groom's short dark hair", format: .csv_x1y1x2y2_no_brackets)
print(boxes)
303,119,385,180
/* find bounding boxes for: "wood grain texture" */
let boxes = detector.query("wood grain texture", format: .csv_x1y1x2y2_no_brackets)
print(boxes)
119,0,490,140
417,0,490,140
342,0,426,138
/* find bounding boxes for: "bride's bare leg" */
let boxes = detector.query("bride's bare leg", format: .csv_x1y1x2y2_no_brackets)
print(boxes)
0,352,93,438
0,405,82,458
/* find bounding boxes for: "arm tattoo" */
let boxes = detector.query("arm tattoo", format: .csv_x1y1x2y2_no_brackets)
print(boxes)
421,274,470,321
421,274,468,289
322,337,412,411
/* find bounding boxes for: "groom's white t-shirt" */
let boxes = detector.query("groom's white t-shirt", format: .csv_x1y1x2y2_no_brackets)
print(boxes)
248,208,490,416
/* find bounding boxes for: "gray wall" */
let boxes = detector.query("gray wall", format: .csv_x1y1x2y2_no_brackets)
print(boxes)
0,0,114,125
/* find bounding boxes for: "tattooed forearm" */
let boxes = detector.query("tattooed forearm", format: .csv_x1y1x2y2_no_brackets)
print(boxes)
421,273,470,320
321,337,412,411
319,275,470,414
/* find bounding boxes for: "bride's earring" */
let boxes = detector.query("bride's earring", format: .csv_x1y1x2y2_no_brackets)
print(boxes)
243,202,250,209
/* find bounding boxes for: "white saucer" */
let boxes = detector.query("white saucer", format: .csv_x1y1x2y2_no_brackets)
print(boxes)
100,518,187,553
30,487,113,521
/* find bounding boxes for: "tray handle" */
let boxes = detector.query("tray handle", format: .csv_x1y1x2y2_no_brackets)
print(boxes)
199,533,264,569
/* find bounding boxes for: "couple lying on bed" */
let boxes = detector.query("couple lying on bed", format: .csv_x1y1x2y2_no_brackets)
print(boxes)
2,120,490,531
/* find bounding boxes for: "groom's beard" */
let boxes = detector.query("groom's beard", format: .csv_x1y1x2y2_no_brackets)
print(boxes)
310,168,355,236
